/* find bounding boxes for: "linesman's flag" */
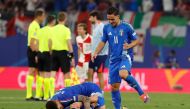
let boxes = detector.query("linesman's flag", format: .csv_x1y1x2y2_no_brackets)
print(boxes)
70,68,80,85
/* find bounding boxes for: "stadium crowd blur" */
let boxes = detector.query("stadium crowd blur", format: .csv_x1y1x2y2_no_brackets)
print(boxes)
1,0,190,68
1,0,190,19
1,0,190,32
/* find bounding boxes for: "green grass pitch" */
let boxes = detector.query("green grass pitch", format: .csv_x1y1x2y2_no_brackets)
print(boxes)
0,90,189,109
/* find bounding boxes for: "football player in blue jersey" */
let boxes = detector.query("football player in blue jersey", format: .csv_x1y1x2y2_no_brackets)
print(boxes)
92,7,150,109
46,82,105,109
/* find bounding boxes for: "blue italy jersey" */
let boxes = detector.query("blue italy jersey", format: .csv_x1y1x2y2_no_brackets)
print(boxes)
101,21,138,64
50,82,104,108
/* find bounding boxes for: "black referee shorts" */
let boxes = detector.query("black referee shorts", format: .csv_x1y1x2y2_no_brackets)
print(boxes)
37,52,51,72
51,50,71,73
27,47,38,68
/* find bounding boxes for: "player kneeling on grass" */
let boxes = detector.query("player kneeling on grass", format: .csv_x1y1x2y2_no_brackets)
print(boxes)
46,82,105,109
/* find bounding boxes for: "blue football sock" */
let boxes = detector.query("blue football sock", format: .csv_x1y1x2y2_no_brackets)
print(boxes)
111,90,121,109
125,75,144,96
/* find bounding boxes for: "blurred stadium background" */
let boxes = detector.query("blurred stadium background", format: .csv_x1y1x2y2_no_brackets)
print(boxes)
0,0,190,109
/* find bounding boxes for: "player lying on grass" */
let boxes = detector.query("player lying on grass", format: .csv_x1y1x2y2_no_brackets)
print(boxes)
46,82,105,109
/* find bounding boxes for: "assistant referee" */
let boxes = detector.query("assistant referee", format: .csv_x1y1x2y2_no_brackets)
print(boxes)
51,12,74,88
35,15,56,100
26,9,45,100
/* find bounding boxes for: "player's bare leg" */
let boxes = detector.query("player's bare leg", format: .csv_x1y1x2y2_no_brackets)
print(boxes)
87,68,94,82
119,69,150,103
97,72,104,90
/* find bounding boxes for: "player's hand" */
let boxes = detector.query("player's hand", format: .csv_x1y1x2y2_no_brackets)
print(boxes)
91,53,97,62
123,41,131,50
78,95,90,109
71,58,75,67
91,102,98,108
70,102,82,109
68,52,74,60
35,56,38,63
30,45,36,52
57,102,63,109
49,51,52,55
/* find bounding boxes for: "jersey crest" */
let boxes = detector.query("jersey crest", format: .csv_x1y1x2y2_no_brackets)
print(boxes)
119,29,123,36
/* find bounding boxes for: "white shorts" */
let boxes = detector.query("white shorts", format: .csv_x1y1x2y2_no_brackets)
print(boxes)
75,62,89,79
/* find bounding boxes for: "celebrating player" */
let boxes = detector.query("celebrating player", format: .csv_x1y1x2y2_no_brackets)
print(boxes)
46,82,105,109
92,7,150,109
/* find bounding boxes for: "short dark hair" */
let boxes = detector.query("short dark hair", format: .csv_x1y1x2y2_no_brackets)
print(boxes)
89,10,101,20
107,7,119,15
47,15,55,24
34,9,45,18
58,12,66,22
46,101,58,109
78,23,87,32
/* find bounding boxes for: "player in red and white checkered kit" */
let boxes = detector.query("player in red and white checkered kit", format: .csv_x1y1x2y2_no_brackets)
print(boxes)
76,23,92,81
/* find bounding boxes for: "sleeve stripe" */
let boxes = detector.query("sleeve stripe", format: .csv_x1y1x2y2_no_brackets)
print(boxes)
132,32,136,36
